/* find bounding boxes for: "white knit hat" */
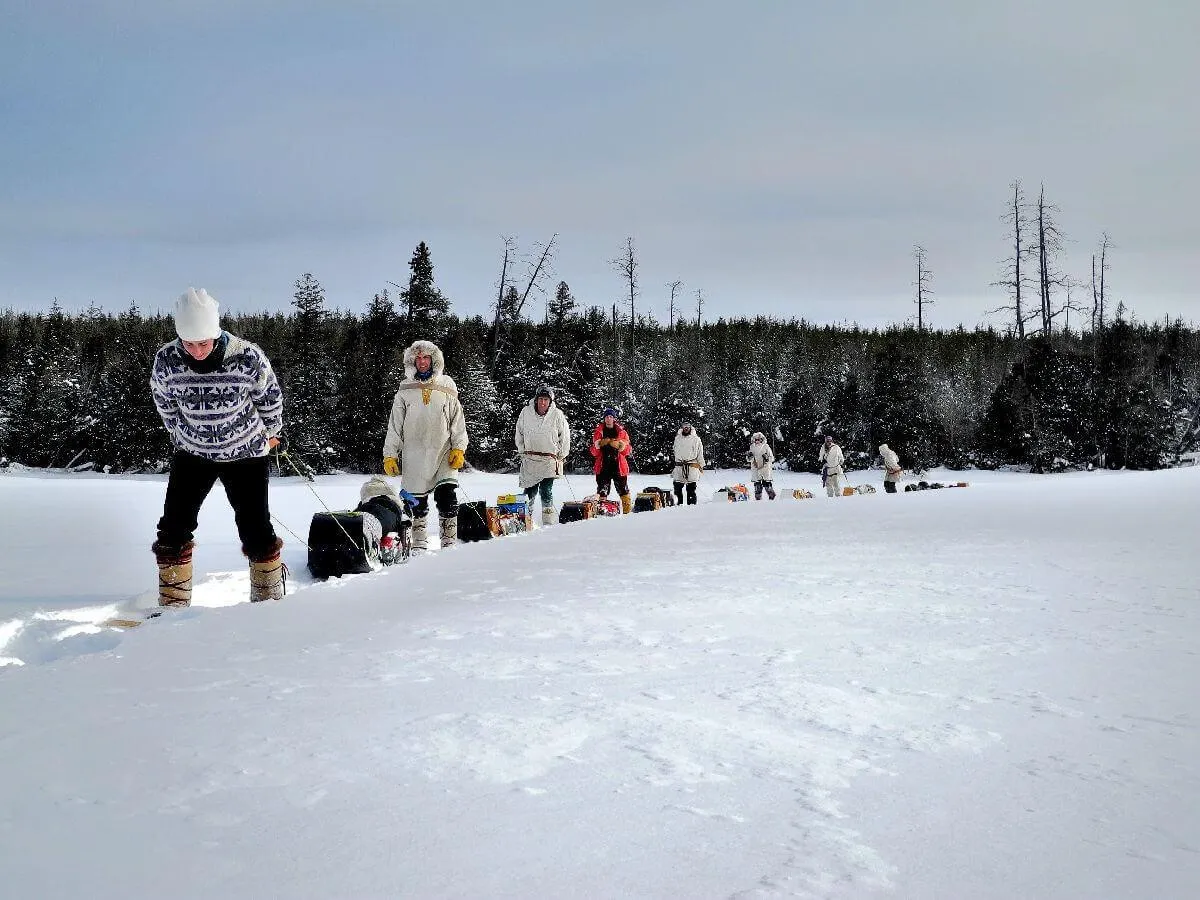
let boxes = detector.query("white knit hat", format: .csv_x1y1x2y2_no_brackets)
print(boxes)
174,288,221,340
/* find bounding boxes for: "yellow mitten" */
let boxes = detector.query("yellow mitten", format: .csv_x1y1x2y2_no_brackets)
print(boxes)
383,457,400,477
447,448,465,470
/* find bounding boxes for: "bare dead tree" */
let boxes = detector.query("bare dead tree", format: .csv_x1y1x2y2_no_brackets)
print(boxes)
488,236,516,373
1059,277,1088,333
512,234,557,321
914,245,933,332
1035,184,1066,335
1091,232,1112,334
989,180,1038,339
610,237,639,357
695,287,704,325
667,280,683,329
488,235,556,375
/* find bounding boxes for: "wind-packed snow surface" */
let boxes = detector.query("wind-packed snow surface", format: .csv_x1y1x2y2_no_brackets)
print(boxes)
0,466,1197,898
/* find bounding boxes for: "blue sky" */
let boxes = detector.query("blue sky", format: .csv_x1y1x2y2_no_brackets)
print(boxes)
2,0,1197,328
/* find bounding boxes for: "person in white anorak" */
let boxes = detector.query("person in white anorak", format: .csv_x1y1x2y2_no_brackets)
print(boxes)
514,384,571,526
819,434,845,498
879,443,903,493
383,340,468,551
746,432,777,500
670,423,705,506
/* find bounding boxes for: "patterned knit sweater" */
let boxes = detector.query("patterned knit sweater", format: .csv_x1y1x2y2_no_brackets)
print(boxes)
150,334,284,461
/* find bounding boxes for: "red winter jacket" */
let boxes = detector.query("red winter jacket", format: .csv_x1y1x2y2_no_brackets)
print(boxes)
590,423,632,476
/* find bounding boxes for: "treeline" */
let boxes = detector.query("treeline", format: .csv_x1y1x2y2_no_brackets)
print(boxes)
1,279,1196,478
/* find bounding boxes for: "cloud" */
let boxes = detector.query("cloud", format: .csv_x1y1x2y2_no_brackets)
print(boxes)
1,1,1197,326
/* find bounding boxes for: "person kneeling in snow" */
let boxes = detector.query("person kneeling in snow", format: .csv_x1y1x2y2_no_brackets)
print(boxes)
747,432,777,500
355,476,412,561
150,288,286,606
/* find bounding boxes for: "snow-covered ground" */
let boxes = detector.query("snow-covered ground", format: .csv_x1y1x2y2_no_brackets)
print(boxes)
0,464,1196,898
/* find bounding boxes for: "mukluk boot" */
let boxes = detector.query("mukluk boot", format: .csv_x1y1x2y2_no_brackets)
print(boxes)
153,540,194,607
620,493,633,515
248,538,286,602
411,515,429,553
541,505,555,527
439,514,458,548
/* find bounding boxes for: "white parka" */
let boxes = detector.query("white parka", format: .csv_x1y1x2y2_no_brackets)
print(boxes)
747,433,775,481
671,426,706,483
383,341,469,496
819,441,845,476
514,391,571,489
879,444,902,482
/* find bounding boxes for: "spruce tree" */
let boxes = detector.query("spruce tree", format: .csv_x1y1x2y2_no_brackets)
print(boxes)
402,241,451,331
282,274,337,472
1094,315,1173,468
868,347,947,471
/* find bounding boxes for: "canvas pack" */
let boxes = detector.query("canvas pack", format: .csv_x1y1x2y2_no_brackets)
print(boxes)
306,511,382,579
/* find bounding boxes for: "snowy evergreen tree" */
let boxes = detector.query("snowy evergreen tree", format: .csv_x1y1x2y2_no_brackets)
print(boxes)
331,291,403,471
457,349,512,472
281,274,338,472
821,371,872,471
547,281,577,329
402,241,451,331
868,346,948,471
85,305,168,471
775,381,822,471
1093,315,1174,469
978,338,1092,471
3,306,89,467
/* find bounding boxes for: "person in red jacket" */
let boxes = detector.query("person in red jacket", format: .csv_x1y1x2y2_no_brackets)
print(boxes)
590,406,634,514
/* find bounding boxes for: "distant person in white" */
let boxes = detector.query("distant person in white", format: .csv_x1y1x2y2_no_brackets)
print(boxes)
514,384,571,526
819,434,845,498
879,443,903,493
747,432,777,500
671,423,705,506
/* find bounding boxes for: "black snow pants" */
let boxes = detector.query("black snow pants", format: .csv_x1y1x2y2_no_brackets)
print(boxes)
411,482,459,521
672,481,697,505
156,450,278,559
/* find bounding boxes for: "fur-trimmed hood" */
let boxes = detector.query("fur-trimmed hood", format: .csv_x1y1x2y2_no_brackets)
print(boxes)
359,474,399,504
529,385,556,410
402,340,445,379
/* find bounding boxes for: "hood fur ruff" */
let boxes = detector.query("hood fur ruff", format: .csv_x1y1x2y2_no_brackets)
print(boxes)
403,340,445,379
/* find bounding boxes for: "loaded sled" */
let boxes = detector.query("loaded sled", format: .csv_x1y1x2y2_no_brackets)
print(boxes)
307,489,413,579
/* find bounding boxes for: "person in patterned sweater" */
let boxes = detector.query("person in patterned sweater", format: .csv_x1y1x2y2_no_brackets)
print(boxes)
150,288,286,606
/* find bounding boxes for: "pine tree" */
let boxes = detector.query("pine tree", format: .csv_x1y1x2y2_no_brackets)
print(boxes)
547,281,577,329
776,381,822,472
282,274,338,472
457,350,511,471
868,346,947,471
331,291,403,471
822,371,871,470
86,308,168,471
1093,315,1173,469
402,241,450,330
4,308,89,467
978,338,1092,471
